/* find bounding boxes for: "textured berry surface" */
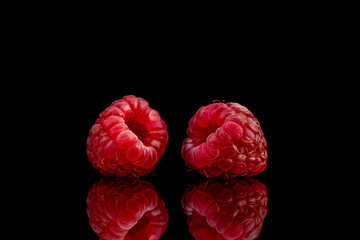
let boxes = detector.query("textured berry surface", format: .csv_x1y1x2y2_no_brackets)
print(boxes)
182,102,267,178
86,177,169,240
87,95,169,177
181,178,268,240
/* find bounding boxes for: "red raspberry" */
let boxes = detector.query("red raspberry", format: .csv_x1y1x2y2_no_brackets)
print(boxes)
87,95,169,178
86,177,169,240
181,178,268,240
182,102,267,178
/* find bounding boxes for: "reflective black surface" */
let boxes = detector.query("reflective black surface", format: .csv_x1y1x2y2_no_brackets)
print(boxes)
85,175,272,239
86,176,268,240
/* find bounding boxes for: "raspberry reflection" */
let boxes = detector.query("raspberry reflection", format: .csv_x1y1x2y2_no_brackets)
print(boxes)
182,178,267,240
86,177,168,240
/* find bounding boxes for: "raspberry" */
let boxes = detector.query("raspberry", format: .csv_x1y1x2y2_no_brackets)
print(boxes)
86,177,169,240
87,95,169,178
181,178,268,240
182,102,267,178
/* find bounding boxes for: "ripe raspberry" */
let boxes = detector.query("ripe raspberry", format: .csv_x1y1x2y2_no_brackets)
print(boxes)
181,178,268,240
87,95,169,178
182,102,267,178
86,177,169,240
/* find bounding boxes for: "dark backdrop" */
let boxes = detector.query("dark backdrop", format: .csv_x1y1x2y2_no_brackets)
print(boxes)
12,19,348,239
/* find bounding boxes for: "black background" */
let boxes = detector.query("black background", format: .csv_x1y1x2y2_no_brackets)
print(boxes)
7,13,354,239
60,77,314,239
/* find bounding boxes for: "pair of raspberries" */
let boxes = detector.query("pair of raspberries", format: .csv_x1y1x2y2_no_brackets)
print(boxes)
86,95,268,240
87,177,267,240
87,95,268,179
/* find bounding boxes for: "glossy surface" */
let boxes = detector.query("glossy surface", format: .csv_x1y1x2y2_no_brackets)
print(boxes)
86,175,268,239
